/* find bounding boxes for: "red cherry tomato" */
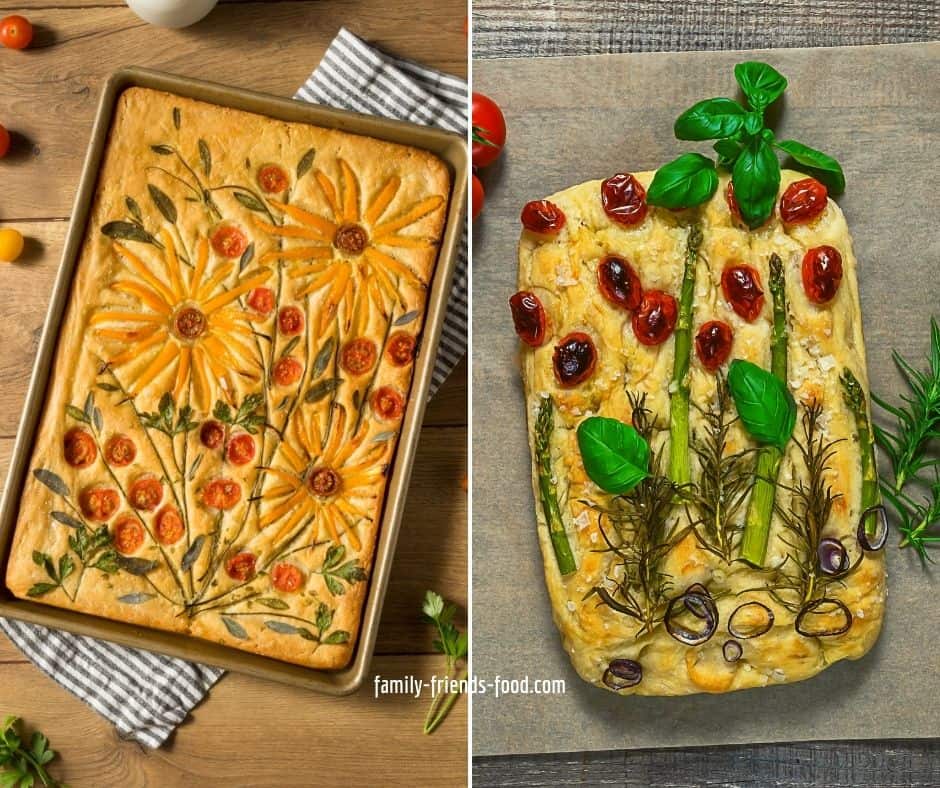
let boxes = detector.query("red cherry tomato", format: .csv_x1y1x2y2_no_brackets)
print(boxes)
601,173,648,226
0,125,10,159
128,475,163,511
387,332,416,366
509,291,548,348
632,290,678,346
272,356,303,386
271,562,303,593
247,287,275,315
725,182,742,223
780,178,828,225
277,306,304,336
802,245,843,304
341,338,377,376
200,420,225,449
371,386,405,421
722,265,765,322
695,321,734,372
104,434,136,467
0,16,33,50
202,478,241,510
210,224,249,258
520,200,566,236
225,552,256,581
154,506,185,546
471,92,506,169
257,164,289,194
113,515,145,555
472,174,484,221
79,486,120,523
63,428,97,468
552,332,597,387
226,433,256,466
597,255,643,311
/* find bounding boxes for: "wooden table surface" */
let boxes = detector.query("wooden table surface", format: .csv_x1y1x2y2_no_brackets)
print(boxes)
472,1,940,786
0,1,467,786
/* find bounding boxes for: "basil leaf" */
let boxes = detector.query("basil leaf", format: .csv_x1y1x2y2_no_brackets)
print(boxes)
774,139,845,194
713,139,743,170
727,359,796,449
576,417,650,494
673,98,747,141
731,137,780,228
743,111,763,135
734,61,788,111
646,153,718,210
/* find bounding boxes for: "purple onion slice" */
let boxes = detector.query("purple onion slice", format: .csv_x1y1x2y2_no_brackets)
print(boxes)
727,601,774,639
857,504,888,551
602,658,642,690
665,587,718,646
795,597,853,637
722,639,743,663
818,537,849,575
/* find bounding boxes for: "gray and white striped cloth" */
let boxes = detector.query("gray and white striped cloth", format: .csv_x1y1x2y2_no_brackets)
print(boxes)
0,27,468,749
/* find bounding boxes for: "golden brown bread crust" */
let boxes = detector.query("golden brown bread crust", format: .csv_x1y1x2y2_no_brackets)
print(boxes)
6,87,450,669
518,169,885,695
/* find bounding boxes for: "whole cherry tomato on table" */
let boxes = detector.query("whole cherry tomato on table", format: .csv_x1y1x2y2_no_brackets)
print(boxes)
471,174,484,221
0,15,33,50
472,92,506,169
0,125,10,158
0,229,24,263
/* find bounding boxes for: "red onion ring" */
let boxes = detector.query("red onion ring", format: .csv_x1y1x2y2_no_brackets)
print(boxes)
795,597,853,637
722,639,743,662
665,586,718,646
602,659,642,690
857,505,888,551
728,601,774,639
818,537,849,575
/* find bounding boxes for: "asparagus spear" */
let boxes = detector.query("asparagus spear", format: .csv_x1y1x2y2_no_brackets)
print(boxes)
668,223,703,486
841,368,880,532
739,253,789,566
535,396,577,575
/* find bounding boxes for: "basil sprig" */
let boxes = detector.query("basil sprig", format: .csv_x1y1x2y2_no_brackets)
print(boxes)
577,416,650,494
727,359,797,449
646,61,845,228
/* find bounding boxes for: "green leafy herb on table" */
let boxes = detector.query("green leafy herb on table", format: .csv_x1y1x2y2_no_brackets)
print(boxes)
421,591,468,735
646,61,845,227
0,716,62,788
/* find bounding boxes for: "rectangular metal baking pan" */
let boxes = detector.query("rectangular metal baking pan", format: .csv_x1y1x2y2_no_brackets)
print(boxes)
0,66,467,695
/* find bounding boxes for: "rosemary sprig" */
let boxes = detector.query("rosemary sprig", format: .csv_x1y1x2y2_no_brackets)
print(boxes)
881,479,940,563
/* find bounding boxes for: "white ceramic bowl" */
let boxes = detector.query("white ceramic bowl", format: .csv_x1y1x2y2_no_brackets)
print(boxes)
125,0,219,28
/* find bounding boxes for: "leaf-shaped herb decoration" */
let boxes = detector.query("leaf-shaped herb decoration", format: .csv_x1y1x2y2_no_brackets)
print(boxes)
198,139,212,177
647,153,718,210
66,405,89,424
297,148,316,179
115,555,160,576
125,196,143,224
372,431,396,443
265,620,298,635
118,592,155,605
256,597,290,610
674,97,747,141
222,616,248,640
394,310,420,326
180,535,206,572
97,382,119,393
322,630,350,645
101,221,158,245
33,469,69,498
51,511,83,529
238,242,255,272
312,337,336,378
728,359,796,448
306,377,342,403
774,139,845,194
27,582,59,597
150,144,174,156
172,107,181,130
576,417,650,494
734,61,788,112
233,191,266,213
732,137,781,229
280,336,301,360
147,183,178,224
315,602,333,632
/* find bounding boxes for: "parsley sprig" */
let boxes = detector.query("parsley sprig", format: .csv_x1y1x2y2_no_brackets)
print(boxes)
647,62,845,227
421,590,468,735
0,716,62,788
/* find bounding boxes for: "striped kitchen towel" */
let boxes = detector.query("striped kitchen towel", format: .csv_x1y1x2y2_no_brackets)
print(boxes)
0,27,468,749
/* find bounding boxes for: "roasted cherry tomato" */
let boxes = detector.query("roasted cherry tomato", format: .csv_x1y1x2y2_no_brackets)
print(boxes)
79,486,120,523
632,290,678,346
471,92,506,169
601,173,648,227
154,506,185,546
113,515,145,555
226,433,256,466
341,338,377,376
128,475,163,511
387,331,416,366
278,305,304,336
695,320,734,371
257,164,289,194
722,265,765,322
520,200,566,236
509,290,548,347
0,15,33,50
371,386,404,421
104,434,136,467
780,178,828,225
272,356,303,386
0,125,10,159
247,287,275,316
552,332,597,387
308,467,342,497
200,420,225,449
471,174,484,221
64,427,97,468
271,562,303,593
202,478,241,510
0,228,24,263
802,245,844,305
597,255,643,311
210,224,249,258
225,551,256,581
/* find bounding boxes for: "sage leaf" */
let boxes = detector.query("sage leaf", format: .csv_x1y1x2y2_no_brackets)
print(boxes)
372,431,396,443
312,337,336,378
188,453,203,481
180,535,206,572
306,377,342,403
27,582,58,597
125,196,143,224
222,616,248,640
321,630,350,645
734,61,788,111
172,107,181,130
297,148,316,179
198,139,211,177
394,310,420,326
280,336,300,360
33,469,69,497
239,242,255,272
97,382,119,392
646,153,718,210
101,221,157,245
116,556,160,576
118,592,155,604
774,139,845,194
731,137,780,229
66,405,89,424
93,407,103,433
576,416,650,494
728,359,796,449
674,97,747,141
298,627,319,642
50,511,83,529
147,184,177,224
150,144,174,156
265,620,298,635
233,191,266,213
255,597,289,610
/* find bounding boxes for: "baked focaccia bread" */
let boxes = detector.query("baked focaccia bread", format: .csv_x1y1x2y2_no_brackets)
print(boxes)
511,169,886,695
6,87,450,669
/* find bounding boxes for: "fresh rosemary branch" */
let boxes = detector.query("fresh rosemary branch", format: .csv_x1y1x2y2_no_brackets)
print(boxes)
740,254,789,566
535,397,577,575
668,223,703,487
882,479,940,563
0,716,62,788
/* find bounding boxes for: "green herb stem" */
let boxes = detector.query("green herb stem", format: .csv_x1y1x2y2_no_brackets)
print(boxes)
535,397,576,575
423,666,468,735
840,368,880,534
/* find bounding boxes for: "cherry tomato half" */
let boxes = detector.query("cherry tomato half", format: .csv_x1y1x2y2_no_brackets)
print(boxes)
695,320,734,372
200,420,225,450
780,178,828,226
472,174,484,221
722,265,765,322
0,15,33,50
226,433,256,466
277,305,304,336
64,427,97,468
387,331,416,366
202,478,242,510
247,287,275,316
104,434,136,467
79,486,120,523
509,291,548,348
210,224,248,258
225,551,256,581
597,255,643,311
520,200,566,236
553,332,597,387
341,338,377,376
113,515,145,555
632,290,678,346
272,356,303,386
0,125,10,159
471,92,506,169
601,173,648,227
371,386,404,421
128,475,163,511
154,506,185,546
271,562,303,593
257,164,289,194
802,245,843,304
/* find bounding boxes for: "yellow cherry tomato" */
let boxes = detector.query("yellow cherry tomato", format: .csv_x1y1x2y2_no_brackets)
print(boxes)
0,228,24,262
